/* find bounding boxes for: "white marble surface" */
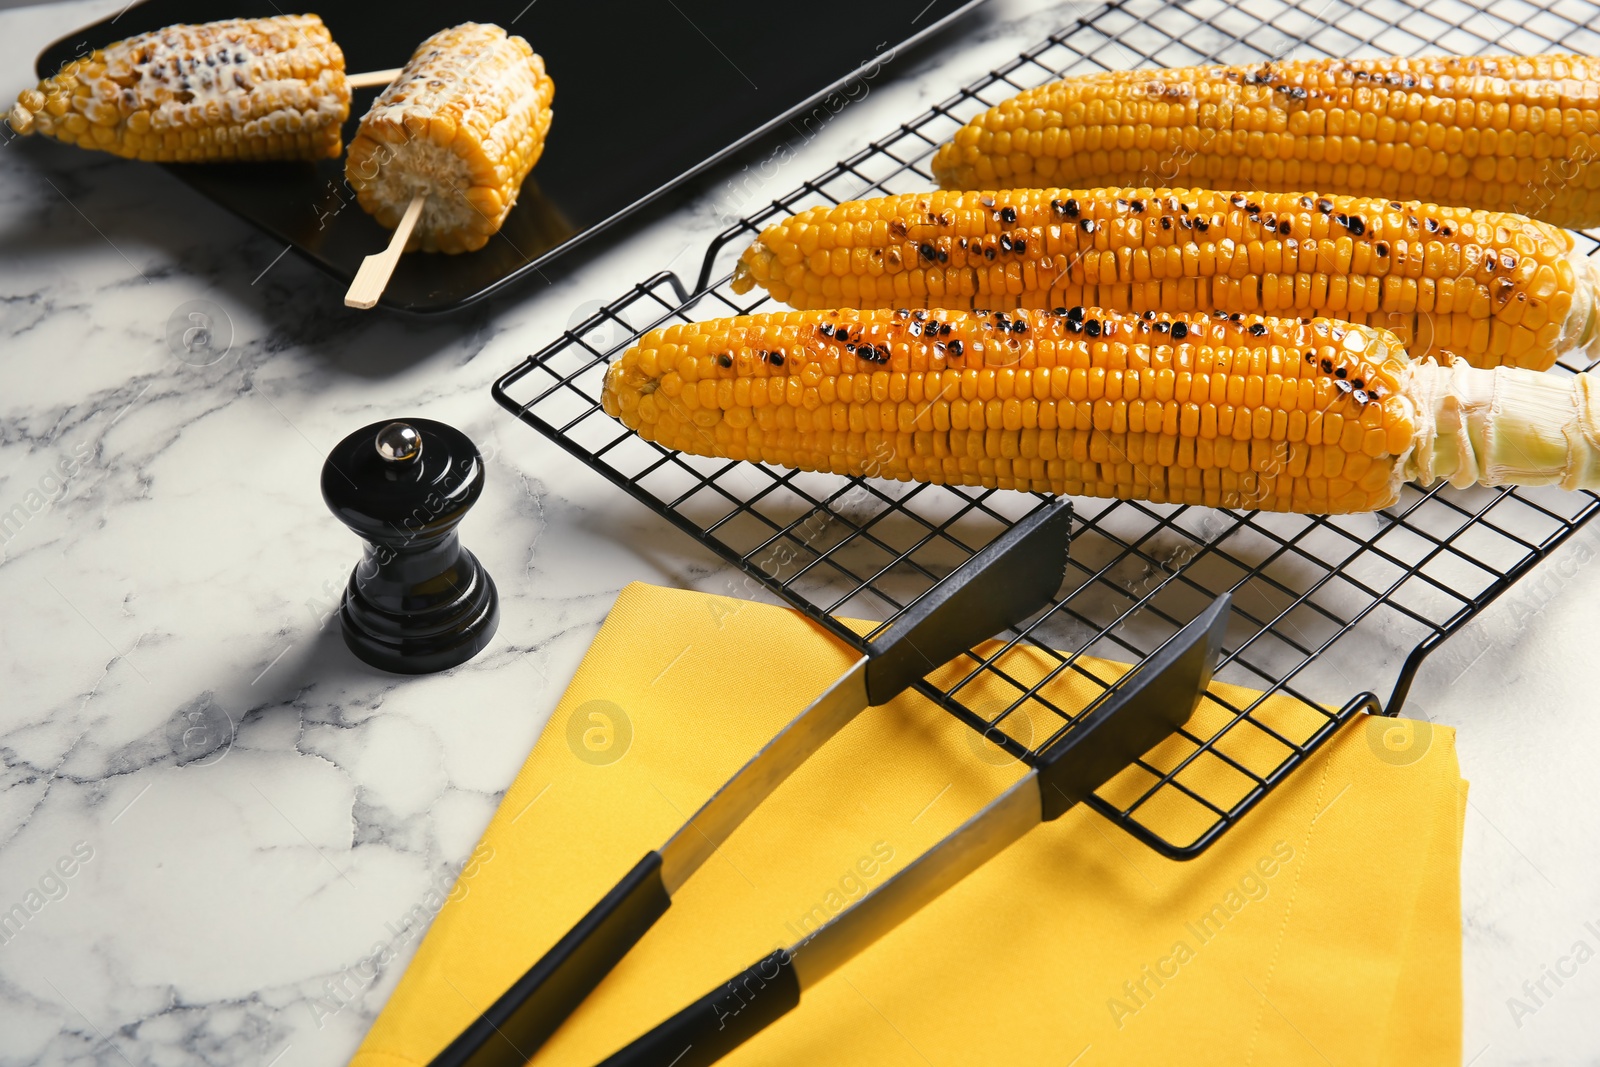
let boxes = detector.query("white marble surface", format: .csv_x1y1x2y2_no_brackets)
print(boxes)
0,0,1598,1064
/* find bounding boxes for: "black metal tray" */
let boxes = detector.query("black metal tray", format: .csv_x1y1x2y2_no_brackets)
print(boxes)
495,0,1600,858
30,0,983,313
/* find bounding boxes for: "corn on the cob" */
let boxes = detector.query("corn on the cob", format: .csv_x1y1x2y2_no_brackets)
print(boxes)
344,23,554,254
6,15,349,162
601,307,1600,514
732,188,1600,372
931,54,1600,231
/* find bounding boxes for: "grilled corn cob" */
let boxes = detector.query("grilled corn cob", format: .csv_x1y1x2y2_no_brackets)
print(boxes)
931,54,1600,231
601,307,1600,514
732,188,1600,371
344,23,554,254
6,15,349,162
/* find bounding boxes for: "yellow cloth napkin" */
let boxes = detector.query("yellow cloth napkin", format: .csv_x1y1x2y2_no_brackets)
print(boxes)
351,582,1464,1067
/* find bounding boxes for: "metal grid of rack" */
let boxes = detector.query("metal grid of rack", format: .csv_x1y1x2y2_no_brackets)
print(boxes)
495,0,1600,858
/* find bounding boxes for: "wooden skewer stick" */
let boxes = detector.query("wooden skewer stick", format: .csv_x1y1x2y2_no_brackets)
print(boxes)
347,67,403,89
344,193,425,310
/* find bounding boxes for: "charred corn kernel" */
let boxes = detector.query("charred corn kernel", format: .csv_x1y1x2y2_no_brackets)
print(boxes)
931,54,1600,231
605,307,1418,512
734,188,1600,372
6,15,348,162
344,23,554,254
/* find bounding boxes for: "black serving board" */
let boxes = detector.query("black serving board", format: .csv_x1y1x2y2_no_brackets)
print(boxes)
35,0,985,313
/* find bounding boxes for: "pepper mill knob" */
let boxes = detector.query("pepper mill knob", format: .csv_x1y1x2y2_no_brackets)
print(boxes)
375,421,424,463
321,417,499,674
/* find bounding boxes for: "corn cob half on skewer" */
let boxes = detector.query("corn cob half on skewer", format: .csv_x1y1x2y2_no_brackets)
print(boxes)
344,23,554,254
931,54,1600,231
601,307,1600,515
732,188,1600,372
6,15,349,162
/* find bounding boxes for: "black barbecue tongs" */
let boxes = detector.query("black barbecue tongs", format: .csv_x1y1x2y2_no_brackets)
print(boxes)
426,497,1226,1067
594,588,1230,1067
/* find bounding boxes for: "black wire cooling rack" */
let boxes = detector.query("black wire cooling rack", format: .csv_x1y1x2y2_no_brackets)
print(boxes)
495,0,1600,859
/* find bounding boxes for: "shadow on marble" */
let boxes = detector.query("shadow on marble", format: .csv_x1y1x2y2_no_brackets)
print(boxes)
234,621,408,726
566,496,726,589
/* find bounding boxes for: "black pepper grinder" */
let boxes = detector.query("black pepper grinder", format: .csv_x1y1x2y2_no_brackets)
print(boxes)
321,418,499,674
